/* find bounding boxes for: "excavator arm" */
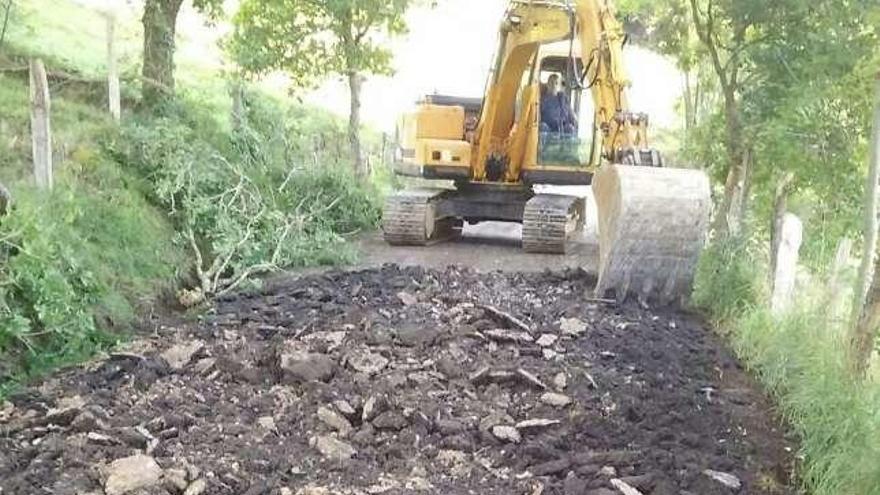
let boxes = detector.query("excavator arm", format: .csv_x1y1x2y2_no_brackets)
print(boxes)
574,0,657,165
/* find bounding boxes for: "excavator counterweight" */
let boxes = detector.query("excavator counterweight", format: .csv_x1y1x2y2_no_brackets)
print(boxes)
383,0,711,303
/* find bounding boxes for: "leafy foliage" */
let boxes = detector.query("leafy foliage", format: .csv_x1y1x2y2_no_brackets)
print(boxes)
111,91,380,299
0,163,182,388
229,0,411,84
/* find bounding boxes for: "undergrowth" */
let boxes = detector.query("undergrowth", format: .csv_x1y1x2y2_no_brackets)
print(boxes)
693,238,880,495
0,57,381,394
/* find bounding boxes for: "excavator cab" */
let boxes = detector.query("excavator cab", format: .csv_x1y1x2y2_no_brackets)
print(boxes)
535,50,596,169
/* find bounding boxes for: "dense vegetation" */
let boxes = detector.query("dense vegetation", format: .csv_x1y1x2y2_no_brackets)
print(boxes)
0,1,383,392
618,1,880,493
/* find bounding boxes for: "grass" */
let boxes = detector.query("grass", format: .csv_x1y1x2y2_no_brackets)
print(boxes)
693,238,880,495
0,0,387,395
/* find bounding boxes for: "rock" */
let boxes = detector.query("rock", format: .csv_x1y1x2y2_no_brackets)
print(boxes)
71,411,108,432
46,395,86,426
485,329,534,344
491,425,521,443
436,450,472,478
610,478,643,495
372,410,407,431
397,324,440,347
436,356,463,379
515,418,561,433
563,473,587,495
302,331,347,352
543,349,560,360
397,291,418,306
351,424,376,446
406,477,433,491
553,372,568,391
104,455,163,495
346,349,389,375
183,479,207,495
703,470,742,490
560,318,587,336
163,468,188,492
541,392,573,408
437,419,468,436
160,341,204,370
312,435,357,461
86,432,118,446
257,416,277,431
517,369,548,389
193,358,216,376
530,458,571,476
280,351,335,383
480,411,516,431
536,334,558,347
333,400,357,417
600,466,617,477
361,395,387,422
318,406,353,435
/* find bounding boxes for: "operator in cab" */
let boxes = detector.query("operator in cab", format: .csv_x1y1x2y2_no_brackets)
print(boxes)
540,74,578,134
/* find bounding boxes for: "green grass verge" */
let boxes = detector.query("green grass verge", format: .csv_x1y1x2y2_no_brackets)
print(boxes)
693,238,880,494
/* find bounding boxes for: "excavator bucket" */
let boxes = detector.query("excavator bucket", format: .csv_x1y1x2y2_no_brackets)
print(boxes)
592,165,712,304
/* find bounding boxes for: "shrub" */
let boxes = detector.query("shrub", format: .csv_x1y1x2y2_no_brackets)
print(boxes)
0,165,181,388
109,95,380,301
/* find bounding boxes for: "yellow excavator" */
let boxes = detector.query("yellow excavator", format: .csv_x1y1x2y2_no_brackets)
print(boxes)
383,0,711,302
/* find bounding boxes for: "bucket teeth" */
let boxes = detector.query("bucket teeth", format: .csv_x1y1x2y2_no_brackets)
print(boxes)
522,194,585,254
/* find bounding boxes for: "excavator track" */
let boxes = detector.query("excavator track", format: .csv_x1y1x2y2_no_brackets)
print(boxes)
522,194,585,254
382,189,461,245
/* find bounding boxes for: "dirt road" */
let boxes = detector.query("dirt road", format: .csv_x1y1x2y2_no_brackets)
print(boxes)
0,263,795,495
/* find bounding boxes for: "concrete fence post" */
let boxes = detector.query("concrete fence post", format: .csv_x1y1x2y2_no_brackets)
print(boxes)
771,213,803,315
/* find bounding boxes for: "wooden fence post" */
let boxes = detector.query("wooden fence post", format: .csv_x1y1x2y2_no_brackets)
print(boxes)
29,58,52,190
106,13,121,122
771,213,803,315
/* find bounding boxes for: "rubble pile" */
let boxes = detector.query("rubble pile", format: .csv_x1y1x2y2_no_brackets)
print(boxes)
0,265,793,494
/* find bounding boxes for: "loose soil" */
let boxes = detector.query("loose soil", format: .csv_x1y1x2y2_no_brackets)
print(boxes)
0,265,794,495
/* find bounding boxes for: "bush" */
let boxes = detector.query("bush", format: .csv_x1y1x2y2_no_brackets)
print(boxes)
109,93,380,300
0,164,182,389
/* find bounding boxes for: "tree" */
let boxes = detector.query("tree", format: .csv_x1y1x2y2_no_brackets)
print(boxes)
229,0,412,179
850,71,880,379
141,0,222,108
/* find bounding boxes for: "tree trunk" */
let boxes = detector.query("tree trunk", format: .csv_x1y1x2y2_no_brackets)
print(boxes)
29,58,52,190
683,71,694,133
142,0,183,108
849,71,880,379
348,71,365,178
712,89,745,237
